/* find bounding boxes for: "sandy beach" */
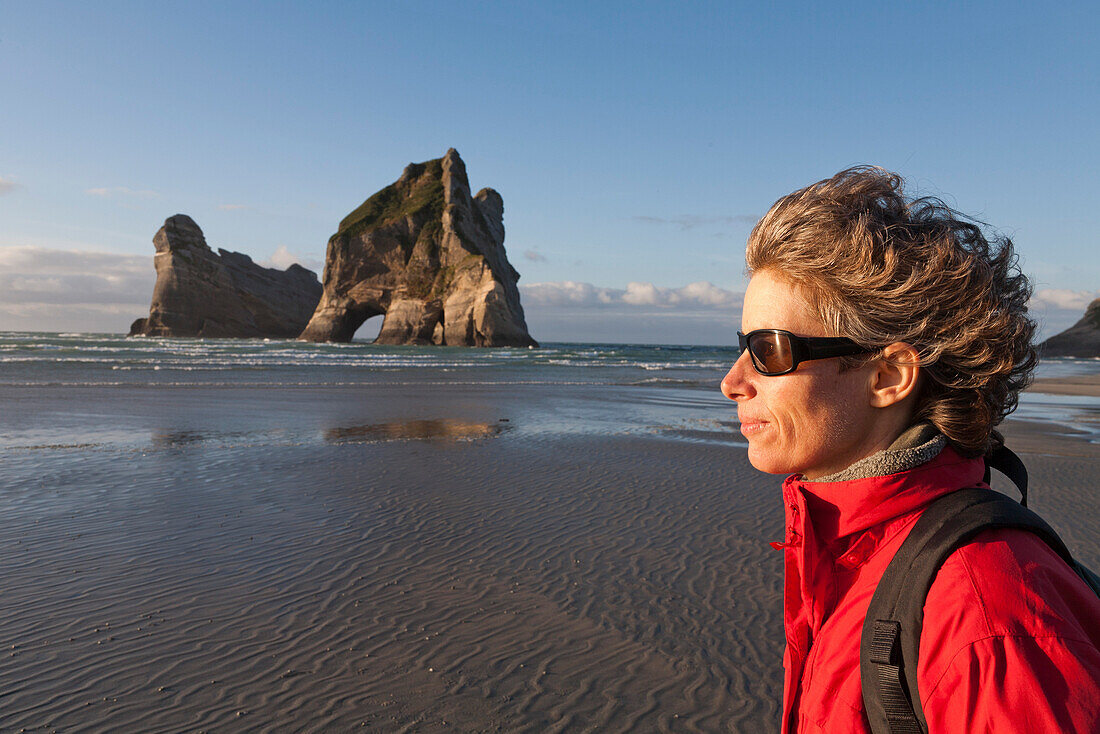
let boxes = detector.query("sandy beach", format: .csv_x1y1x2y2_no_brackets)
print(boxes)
1029,373,1100,398
1,405,784,732
1,346,1097,732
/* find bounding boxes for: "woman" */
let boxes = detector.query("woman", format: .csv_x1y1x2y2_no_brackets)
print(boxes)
720,167,1100,733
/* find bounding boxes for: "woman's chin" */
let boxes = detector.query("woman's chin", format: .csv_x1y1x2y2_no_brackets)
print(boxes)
747,449,798,476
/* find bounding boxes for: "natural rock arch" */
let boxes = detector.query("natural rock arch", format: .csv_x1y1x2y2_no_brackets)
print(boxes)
298,149,537,347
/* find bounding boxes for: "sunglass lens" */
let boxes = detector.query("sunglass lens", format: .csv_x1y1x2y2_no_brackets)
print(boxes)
749,332,794,374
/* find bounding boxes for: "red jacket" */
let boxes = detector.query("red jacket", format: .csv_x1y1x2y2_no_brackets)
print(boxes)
777,447,1100,733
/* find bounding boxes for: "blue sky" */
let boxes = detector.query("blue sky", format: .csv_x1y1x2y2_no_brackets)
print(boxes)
1,1,1097,343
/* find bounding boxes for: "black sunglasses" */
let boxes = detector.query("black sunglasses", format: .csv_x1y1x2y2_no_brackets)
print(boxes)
737,329,874,376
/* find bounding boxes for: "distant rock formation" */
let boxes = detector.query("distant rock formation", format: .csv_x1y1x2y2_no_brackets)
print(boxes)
1040,298,1100,358
129,215,322,338
299,149,537,347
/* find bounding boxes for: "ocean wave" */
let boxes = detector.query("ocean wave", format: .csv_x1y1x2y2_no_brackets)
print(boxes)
0,379,612,388
0,333,760,382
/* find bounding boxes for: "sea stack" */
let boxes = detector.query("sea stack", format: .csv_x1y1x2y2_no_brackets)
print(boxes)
299,149,537,347
1040,297,1100,358
129,215,322,338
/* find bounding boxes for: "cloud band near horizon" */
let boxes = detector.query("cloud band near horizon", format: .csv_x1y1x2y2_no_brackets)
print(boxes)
0,245,1092,343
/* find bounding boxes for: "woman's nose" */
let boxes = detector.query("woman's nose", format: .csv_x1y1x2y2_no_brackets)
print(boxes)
720,351,756,401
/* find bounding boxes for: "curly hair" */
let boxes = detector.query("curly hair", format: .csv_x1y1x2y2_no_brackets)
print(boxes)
745,166,1037,457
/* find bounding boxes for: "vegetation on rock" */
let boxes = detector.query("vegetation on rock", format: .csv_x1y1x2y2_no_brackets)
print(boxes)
336,160,446,242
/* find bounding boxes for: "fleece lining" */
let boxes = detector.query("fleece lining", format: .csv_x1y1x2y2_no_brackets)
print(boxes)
814,422,946,483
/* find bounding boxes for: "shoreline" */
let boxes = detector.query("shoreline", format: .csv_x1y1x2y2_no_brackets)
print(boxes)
1028,373,1100,398
1010,375,1100,454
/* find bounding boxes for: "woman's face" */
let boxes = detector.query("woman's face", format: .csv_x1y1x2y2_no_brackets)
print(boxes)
720,270,887,479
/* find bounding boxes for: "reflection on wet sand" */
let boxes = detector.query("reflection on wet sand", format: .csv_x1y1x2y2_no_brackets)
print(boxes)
150,429,260,448
151,430,207,447
324,418,508,444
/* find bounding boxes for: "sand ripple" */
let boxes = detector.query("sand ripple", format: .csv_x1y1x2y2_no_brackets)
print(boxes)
0,435,786,732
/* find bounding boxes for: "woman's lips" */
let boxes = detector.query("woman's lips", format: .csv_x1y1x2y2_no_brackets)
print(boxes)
739,418,768,436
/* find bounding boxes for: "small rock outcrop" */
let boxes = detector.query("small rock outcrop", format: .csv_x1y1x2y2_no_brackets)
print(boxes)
130,215,322,338
299,149,537,347
1040,298,1100,358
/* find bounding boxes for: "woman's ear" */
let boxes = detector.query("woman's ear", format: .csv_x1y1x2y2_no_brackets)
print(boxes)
868,342,921,408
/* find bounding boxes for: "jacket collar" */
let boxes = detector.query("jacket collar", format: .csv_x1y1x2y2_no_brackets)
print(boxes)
784,445,986,542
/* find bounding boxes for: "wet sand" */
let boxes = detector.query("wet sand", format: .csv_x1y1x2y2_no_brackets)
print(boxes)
1029,373,1100,398
0,378,1096,732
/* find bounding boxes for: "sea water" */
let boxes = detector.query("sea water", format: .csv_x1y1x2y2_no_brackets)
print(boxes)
0,332,1096,452
0,332,745,452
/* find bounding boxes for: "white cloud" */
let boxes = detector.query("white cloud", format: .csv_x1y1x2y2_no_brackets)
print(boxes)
0,302,146,334
85,186,159,199
520,281,743,345
260,245,323,273
1030,288,1098,312
523,249,546,262
621,281,662,305
678,281,740,307
521,281,616,307
9,276,66,292
522,280,741,311
0,245,153,333
1028,288,1100,341
0,175,20,195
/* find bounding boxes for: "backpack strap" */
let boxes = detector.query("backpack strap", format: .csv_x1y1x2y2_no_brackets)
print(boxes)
983,443,1029,506
859,487,1074,734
